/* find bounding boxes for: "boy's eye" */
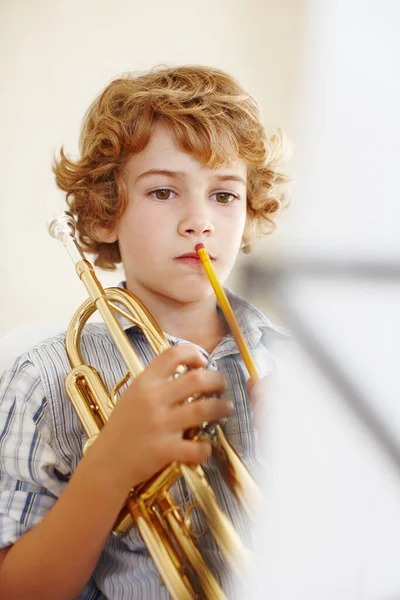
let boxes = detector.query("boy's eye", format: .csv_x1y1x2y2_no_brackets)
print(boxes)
211,192,238,204
150,188,176,200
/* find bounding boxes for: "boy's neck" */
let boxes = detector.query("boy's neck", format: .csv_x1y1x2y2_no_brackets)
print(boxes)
157,300,227,354
128,286,227,354
169,317,227,354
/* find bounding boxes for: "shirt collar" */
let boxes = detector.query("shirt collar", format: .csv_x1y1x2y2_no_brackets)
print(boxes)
208,287,288,362
115,281,287,352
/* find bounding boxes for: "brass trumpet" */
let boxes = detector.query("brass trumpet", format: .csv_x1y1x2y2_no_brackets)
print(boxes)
49,212,261,600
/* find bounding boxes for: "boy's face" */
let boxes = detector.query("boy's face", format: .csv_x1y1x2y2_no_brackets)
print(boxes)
102,124,247,306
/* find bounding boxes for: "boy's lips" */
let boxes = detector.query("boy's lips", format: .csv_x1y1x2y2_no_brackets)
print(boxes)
175,252,216,260
174,251,215,267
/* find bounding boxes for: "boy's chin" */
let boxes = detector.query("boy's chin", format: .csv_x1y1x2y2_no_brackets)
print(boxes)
155,282,215,305
168,287,215,305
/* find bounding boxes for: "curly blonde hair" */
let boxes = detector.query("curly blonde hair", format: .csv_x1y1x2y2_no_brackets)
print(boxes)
53,65,290,269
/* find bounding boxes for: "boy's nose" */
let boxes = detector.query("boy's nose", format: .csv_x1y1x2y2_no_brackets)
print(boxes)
177,215,215,237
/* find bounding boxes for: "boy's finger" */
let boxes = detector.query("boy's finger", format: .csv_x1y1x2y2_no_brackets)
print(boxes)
247,374,277,431
246,377,255,395
166,397,234,431
167,369,226,406
171,439,213,465
142,344,207,380
247,374,277,406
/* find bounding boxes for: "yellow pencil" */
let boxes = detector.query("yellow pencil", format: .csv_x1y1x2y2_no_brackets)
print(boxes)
196,243,260,382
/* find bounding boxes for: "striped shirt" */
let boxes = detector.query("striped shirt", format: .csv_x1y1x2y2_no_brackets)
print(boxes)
0,288,283,599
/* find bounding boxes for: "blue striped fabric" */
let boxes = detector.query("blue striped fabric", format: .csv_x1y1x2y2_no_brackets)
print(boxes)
0,288,284,599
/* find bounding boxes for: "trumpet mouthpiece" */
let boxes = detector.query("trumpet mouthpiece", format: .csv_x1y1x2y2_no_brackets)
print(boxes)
48,212,85,263
48,212,76,241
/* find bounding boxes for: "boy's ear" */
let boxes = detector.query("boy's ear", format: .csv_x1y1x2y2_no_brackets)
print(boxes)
95,226,118,243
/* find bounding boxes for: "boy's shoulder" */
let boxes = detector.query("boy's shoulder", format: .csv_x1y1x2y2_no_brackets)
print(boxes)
6,322,114,378
28,322,111,352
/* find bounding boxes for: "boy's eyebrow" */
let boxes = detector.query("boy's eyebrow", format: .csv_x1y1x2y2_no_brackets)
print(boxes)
135,169,184,182
214,174,246,186
135,169,246,186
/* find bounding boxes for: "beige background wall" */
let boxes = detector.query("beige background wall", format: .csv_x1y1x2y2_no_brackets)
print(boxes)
0,0,305,336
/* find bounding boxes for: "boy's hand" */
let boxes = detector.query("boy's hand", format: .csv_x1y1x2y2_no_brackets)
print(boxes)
246,374,276,431
87,345,233,493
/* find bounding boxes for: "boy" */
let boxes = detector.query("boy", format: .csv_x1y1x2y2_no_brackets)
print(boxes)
0,65,288,599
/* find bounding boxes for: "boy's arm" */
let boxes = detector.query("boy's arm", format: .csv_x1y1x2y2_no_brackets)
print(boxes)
0,344,233,600
0,448,138,600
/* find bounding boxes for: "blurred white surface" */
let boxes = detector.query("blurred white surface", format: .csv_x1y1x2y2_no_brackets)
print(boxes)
251,335,400,600
283,276,400,440
247,0,400,597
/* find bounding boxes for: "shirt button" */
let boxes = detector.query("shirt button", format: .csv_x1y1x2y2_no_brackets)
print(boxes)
209,361,217,371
